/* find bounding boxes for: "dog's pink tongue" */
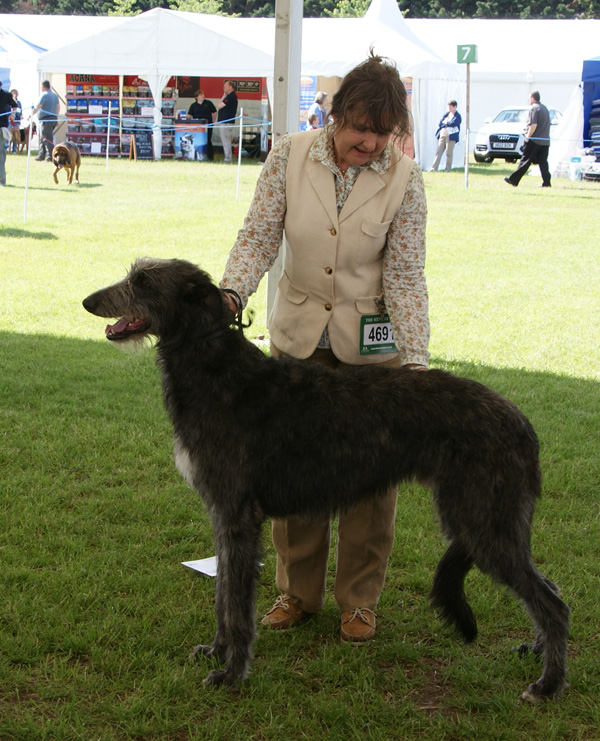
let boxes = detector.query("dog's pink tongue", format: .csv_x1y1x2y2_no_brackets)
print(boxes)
105,318,131,336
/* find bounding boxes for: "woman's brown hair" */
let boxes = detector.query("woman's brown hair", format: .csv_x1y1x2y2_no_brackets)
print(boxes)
329,50,411,141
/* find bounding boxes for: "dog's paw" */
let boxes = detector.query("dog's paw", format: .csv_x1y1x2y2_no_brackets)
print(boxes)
203,669,240,690
521,678,569,702
516,640,544,659
189,643,226,663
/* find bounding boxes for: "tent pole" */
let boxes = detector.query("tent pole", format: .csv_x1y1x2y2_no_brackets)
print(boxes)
267,0,303,318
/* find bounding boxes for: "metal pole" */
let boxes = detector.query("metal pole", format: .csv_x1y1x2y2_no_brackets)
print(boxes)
106,101,111,171
236,107,243,201
464,62,470,188
23,108,34,223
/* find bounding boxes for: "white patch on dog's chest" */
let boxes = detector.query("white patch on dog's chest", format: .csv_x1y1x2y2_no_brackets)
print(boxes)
174,438,196,489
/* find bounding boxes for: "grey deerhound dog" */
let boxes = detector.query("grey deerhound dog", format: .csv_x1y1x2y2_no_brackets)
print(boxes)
83,258,570,701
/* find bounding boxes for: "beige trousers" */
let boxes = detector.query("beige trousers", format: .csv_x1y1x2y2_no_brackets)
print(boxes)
270,343,400,613
431,134,456,172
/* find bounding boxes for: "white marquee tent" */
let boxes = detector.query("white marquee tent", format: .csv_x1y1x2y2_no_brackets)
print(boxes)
408,18,600,135
2,8,599,166
0,26,46,115
35,0,462,167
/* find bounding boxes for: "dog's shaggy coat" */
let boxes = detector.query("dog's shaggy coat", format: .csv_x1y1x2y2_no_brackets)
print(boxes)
83,258,570,700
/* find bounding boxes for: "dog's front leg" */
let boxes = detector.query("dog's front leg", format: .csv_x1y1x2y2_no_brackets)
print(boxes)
202,504,263,689
53,167,59,184
189,525,228,665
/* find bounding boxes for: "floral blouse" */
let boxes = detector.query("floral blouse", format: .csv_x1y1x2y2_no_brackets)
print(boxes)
221,125,430,366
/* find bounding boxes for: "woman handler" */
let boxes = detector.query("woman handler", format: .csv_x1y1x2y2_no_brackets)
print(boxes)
220,52,429,642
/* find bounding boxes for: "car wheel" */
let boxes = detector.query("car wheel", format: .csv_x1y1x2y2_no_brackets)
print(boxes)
505,157,519,163
474,154,492,163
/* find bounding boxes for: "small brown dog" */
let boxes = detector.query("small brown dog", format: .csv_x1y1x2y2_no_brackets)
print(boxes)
52,142,81,185
10,126,29,154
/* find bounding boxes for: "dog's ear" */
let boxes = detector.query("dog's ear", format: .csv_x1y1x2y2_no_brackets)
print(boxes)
202,284,225,318
186,280,224,318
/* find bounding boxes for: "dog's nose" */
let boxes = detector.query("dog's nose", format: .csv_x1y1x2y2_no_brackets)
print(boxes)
82,295,96,313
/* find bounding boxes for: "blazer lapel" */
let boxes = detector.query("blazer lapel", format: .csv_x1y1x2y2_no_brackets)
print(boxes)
307,158,339,227
338,169,385,224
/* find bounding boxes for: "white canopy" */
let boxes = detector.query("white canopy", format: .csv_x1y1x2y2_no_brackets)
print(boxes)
408,17,600,135
0,26,46,112
37,9,276,79
37,8,277,159
37,1,461,167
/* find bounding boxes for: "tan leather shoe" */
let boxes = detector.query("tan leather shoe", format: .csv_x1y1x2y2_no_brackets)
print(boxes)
261,596,307,630
340,608,376,642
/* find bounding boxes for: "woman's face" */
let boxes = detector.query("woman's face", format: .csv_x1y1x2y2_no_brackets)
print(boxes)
196,94,205,103
332,119,391,171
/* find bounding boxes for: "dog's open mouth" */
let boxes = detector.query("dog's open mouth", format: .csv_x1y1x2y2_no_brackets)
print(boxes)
105,317,148,340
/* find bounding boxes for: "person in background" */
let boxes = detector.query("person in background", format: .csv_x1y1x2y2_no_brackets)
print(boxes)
216,80,238,163
304,113,319,130
0,82,15,185
307,91,328,128
9,89,22,154
187,89,217,161
429,100,461,172
34,80,60,162
504,91,552,188
220,52,429,644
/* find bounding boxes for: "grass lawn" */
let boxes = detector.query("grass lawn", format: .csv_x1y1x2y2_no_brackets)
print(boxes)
1,154,599,740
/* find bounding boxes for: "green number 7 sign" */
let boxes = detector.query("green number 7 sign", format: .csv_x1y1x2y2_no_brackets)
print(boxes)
457,44,478,64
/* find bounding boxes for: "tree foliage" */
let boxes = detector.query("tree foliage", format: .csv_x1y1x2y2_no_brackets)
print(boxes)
2,0,598,19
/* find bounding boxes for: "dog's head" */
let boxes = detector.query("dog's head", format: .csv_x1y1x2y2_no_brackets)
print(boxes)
52,146,70,168
83,258,234,346
179,135,196,160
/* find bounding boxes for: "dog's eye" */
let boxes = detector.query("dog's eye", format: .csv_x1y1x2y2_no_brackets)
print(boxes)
133,273,151,289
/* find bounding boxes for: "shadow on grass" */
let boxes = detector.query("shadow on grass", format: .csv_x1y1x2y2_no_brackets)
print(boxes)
0,227,58,240
25,183,103,191
1,331,599,732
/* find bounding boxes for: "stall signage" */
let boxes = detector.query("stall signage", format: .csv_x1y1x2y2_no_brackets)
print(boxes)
67,74,119,85
129,130,154,160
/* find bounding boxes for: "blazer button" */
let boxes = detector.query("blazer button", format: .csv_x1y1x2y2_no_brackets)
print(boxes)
324,303,332,311
324,267,333,275
329,227,337,236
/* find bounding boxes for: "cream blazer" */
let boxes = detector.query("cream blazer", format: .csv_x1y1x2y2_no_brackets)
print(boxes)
268,128,415,365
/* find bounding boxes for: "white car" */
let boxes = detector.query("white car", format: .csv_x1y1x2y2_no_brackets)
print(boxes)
474,106,562,163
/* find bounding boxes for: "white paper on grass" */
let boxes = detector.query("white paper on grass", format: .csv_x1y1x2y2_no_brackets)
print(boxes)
182,556,219,577
181,556,263,578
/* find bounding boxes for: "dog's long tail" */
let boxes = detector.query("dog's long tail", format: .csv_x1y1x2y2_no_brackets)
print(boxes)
429,540,477,643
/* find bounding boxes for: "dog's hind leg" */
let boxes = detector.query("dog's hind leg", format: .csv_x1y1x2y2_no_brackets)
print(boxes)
430,540,477,643
475,544,569,701
509,564,569,701
198,502,263,688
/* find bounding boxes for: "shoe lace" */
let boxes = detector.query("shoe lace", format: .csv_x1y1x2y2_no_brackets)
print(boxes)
267,595,292,615
345,607,375,625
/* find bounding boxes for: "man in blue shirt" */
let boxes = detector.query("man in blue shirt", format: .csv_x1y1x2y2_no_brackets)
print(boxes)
34,80,60,162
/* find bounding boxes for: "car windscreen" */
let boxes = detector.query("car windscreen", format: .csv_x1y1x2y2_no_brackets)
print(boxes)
493,109,528,124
